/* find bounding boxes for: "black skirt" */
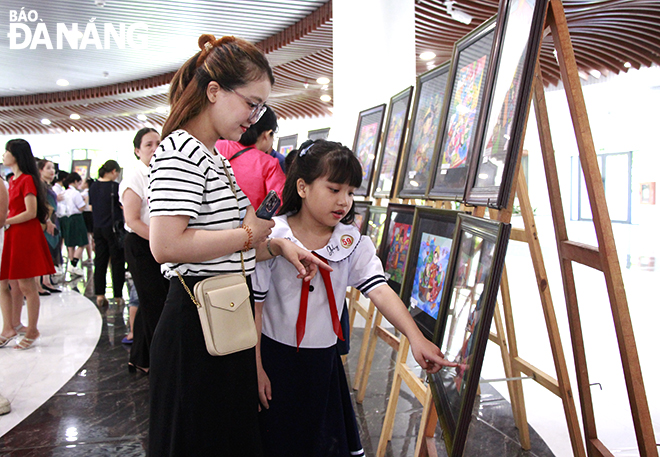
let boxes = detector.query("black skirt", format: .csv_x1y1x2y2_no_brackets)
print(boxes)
148,275,263,457
259,335,364,457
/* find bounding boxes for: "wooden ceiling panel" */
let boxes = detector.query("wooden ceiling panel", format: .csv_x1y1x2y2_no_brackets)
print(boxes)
0,0,658,134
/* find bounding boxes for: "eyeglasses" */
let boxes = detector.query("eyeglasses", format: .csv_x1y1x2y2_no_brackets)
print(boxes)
229,88,267,122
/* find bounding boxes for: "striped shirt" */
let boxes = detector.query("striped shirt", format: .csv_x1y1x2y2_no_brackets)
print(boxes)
253,215,387,348
149,130,256,278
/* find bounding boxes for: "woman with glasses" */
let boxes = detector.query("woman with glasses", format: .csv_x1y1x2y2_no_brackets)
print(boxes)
148,33,329,456
215,105,285,208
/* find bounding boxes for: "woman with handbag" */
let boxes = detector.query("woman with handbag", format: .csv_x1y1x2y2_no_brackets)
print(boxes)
37,159,62,292
88,160,125,308
148,33,330,457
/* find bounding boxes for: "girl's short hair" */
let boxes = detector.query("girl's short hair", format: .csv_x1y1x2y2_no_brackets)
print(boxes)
162,34,275,139
133,127,160,158
238,105,278,147
98,160,120,178
63,172,82,188
279,139,362,225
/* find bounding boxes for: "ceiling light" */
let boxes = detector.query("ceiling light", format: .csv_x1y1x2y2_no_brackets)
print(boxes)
41,118,52,125
137,114,148,121
320,94,332,102
445,1,473,25
420,51,436,61
70,113,80,120
624,62,632,69
578,71,589,80
155,106,168,114
316,77,330,85
589,69,601,79
56,79,69,86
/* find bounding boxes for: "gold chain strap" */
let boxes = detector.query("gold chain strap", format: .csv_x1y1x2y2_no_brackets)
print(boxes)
174,156,246,306
176,271,201,308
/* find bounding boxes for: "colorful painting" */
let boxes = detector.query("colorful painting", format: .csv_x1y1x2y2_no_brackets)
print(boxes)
364,207,387,250
280,145,294,156
374,87,413,198
428,18,496,201
430,214,511,457
410,233,453,320
353,104,386,196
277,134,298,157
71,159,92,181
466,0,547,208
356,122,379,181
399,64,450,197
384,222,412,284
441,56,488,170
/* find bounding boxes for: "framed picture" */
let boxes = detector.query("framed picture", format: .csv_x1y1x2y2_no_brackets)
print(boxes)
363,205,387,253
71,159,92,181
465,0,548,208
427,17,497,201
429,214,511,457
276,134,298,156
397,62,451,198
400,208,460,340
372,87,413,198
640,182,655,205
353,200,372,232
379,203,416,296
352,104,387,196
308,127,330,141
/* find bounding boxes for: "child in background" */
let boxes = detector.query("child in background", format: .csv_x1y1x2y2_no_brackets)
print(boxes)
253,139,456,457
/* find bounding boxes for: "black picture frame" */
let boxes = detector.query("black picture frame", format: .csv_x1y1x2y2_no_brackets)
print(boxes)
465,0,548,208
308,127,330,141
396,62,451,198
71,159,92,181
276,134,298,156
378,203,416,296
427,17,497,201
353,200,372,233
400,208,461,340
352,104,387,196
372,86,413,198
362,205,387,253
429,214,511,457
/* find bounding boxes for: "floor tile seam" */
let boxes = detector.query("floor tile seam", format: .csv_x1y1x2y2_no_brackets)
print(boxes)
474,414,544,456
52,387,149,396
0,433,146,452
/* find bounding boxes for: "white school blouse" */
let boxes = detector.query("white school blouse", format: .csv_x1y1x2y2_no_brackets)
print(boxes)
119,159,150,233
148,130,255,278
253,215,387,348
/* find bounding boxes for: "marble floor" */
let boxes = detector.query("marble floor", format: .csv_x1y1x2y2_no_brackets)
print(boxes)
0,267,554,456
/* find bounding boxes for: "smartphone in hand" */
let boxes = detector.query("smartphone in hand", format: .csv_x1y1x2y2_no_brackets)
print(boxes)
255,190,281,220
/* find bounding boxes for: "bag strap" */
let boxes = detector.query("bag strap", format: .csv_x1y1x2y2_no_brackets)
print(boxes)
173,156,248,293
228,147,251,162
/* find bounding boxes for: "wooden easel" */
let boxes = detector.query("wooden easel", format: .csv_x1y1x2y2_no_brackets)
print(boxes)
409,0,657,456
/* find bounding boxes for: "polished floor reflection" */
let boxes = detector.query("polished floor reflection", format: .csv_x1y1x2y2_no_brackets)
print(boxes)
0,269,553,456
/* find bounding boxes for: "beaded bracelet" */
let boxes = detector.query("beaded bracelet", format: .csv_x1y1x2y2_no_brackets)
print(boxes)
241,224,253,251
267,238,275,257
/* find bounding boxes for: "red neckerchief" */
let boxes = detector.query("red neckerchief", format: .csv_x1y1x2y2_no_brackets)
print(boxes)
296,254,344,349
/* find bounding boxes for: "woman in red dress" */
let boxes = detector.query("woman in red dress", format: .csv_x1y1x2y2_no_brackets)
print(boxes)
0,139,55,349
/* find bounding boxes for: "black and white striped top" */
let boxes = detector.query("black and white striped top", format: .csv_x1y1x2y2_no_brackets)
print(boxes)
149,130,256,278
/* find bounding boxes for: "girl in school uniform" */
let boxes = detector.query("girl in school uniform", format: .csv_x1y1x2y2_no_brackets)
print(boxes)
253,139,457,457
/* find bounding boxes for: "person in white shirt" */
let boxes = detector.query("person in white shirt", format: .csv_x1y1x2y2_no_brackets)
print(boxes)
119,127,168,374
59,173,87,276
253,139,457,457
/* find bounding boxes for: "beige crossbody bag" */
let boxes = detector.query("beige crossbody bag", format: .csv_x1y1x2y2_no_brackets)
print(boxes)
176,158,258,356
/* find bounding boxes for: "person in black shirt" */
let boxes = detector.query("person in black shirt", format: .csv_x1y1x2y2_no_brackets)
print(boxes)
88,160,125,308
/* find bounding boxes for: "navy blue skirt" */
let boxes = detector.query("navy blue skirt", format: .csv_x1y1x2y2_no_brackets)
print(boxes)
259,335,364,457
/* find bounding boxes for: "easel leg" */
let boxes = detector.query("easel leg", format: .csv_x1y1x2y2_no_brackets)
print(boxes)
353,300,376,391
414,386,439,457
357,309,383,403
376,336,410,457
